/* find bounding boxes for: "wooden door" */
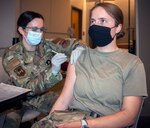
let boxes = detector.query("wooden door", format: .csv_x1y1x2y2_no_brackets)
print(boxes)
71,7,82,39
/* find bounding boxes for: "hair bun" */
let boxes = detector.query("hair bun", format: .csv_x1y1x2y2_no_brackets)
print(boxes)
117,31,125,39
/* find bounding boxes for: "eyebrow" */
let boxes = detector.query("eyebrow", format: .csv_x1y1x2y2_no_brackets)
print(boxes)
98,17,107,20
91,17,107,20
90,18,96,21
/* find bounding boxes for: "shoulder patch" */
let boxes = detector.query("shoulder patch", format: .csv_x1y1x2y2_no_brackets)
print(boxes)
8,58,20,70
51,38,65,44
58,39,70,48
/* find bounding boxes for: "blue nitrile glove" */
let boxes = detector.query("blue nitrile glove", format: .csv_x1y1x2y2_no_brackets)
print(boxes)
70,46,85,64
51,53,67,75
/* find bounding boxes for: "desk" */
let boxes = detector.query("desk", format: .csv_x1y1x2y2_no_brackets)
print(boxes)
0,83,31,112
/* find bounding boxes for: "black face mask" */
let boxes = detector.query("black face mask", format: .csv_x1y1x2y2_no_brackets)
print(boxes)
88,25,115,47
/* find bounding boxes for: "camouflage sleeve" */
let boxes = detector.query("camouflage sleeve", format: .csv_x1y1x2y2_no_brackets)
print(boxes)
2,47,62,96
27,70,62,96
44,38,85,58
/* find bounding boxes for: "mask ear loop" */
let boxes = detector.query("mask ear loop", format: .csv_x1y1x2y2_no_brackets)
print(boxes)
111,21,121,40
112,33,117,40
110,26,117,40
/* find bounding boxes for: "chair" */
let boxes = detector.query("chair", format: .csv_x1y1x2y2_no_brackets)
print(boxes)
21,109,41,123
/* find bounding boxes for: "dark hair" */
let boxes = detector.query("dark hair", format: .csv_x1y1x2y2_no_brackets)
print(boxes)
91,2,125,39
17,11,44,28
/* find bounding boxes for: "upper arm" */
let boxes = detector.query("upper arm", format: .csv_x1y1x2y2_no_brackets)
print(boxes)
2,50,62,96
124,60,147,97
51,63,76,111
121,96,143,121
59,63,76,105
87,96,143,128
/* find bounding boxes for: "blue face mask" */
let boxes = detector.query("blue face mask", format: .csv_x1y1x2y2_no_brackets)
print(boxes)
25,31,42,46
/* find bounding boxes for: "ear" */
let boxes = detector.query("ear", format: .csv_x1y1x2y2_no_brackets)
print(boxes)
18,27,25,37
116,24,122,34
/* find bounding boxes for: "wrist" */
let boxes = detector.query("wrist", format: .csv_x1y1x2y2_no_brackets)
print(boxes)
81,119,89,128
51,65,60,75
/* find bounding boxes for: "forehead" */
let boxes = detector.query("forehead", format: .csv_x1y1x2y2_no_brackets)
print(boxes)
27,18,44,27
91,6,114,21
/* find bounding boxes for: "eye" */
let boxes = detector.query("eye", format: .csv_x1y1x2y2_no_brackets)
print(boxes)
24,26,47,32
90,19,96,25
98,18,107,25
40,27,47,31
31,27,38,31
32,27,47,31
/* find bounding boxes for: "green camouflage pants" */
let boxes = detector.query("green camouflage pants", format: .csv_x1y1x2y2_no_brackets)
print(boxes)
27,91,59,114
31,110,94,128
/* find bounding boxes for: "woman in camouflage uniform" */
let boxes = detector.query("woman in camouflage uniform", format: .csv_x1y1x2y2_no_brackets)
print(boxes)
2,11,84,128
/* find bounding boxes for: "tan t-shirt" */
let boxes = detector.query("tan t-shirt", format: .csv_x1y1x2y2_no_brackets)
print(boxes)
69,47,148,116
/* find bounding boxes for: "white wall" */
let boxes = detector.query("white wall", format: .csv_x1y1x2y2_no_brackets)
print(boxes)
0,0,86,47
20,0,70,39
0,0,20,48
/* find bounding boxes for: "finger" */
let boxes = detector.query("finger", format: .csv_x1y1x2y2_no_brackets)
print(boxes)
56,53,66,57
55,123,64,127
54,55,67,60
53,57,67,64
52,54,67,63
52,53,66,58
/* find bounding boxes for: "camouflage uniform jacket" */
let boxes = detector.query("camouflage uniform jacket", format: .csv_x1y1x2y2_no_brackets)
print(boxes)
2,38,82,109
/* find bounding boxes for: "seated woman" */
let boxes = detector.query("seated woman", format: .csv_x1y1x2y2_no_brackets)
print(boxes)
32,2,147,128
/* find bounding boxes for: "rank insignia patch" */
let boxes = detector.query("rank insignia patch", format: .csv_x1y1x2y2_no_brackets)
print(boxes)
14,66,26,77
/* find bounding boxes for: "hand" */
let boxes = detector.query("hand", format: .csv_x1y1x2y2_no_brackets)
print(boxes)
51,53,67,75
70,46,85,64
55,121,78,128
55,122,66,128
